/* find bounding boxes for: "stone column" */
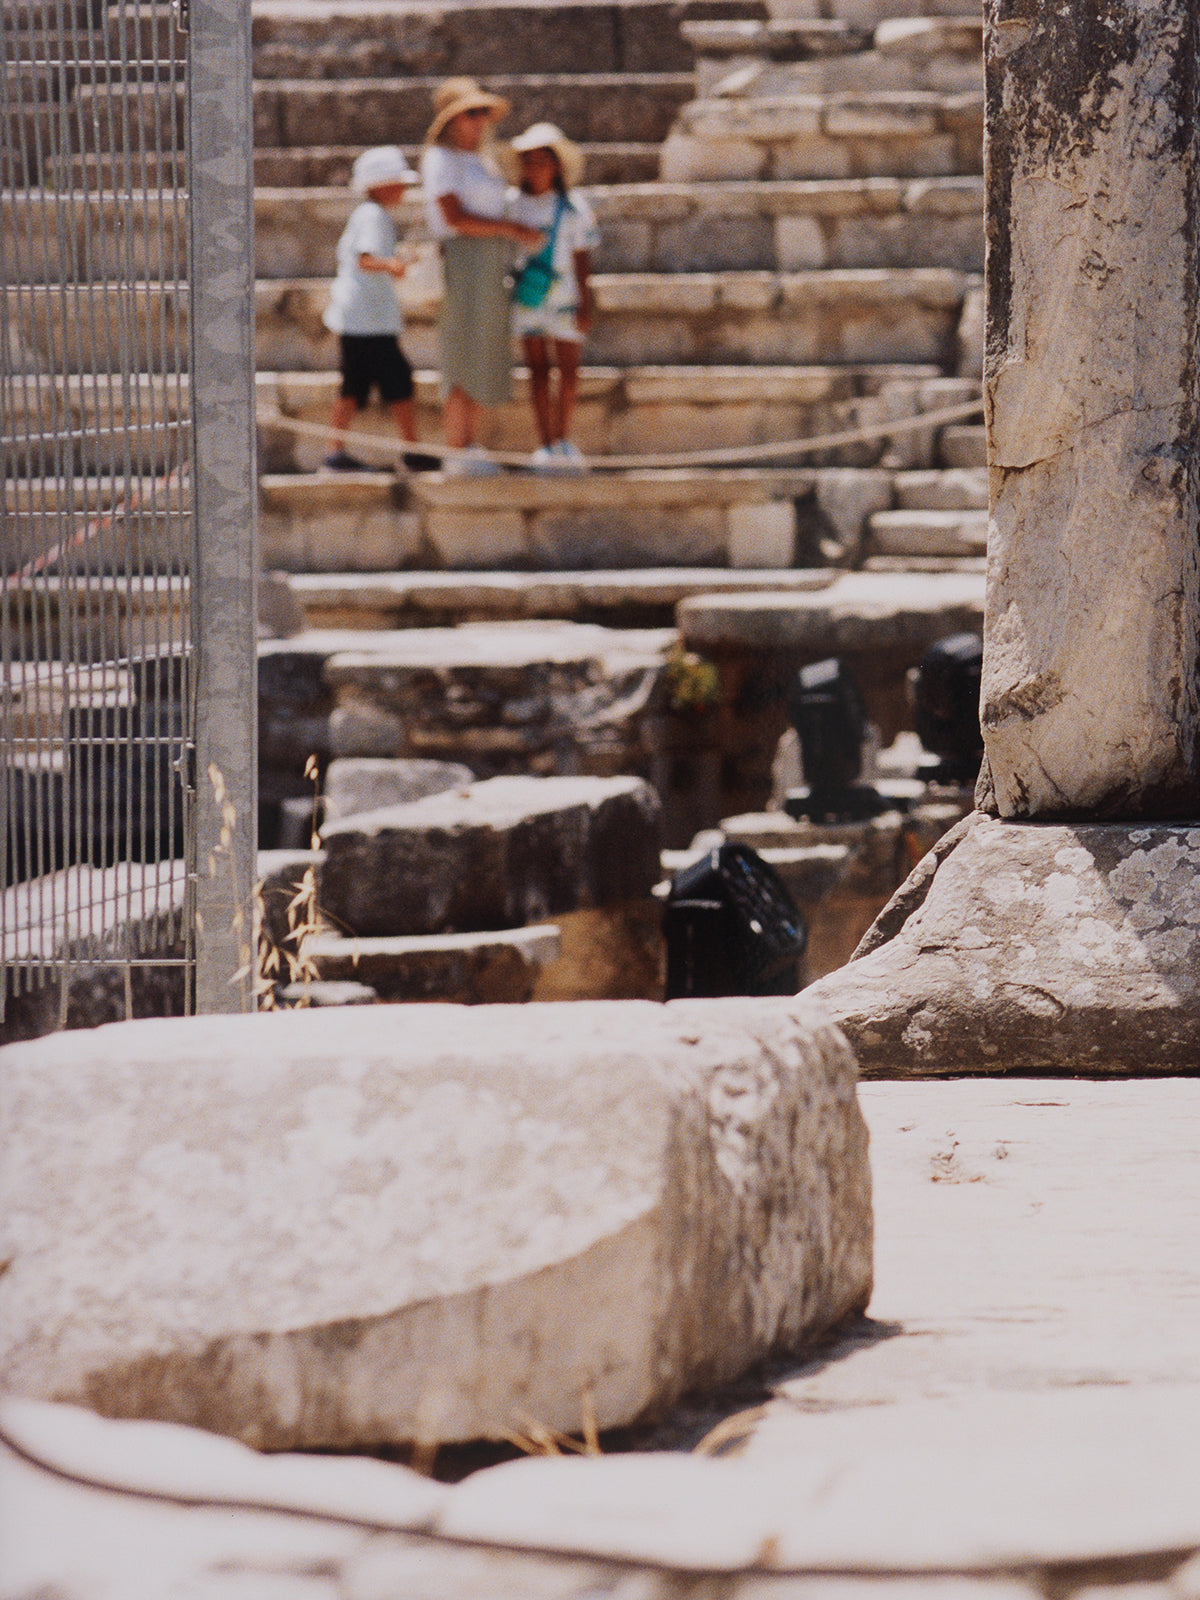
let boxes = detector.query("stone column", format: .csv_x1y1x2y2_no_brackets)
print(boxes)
981,0,1200,819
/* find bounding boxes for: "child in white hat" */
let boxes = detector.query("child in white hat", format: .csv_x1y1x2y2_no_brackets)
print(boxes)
500,123,600,472
321,145,422,470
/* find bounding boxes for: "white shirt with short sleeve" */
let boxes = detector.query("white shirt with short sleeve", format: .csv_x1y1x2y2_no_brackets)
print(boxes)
420,144,509,239
322,199,403,336
507,188,600,315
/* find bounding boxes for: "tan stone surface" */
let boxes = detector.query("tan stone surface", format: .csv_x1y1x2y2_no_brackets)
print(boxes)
6,1082,1200,1593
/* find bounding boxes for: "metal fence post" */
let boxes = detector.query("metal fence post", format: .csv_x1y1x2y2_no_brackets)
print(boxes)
187,0,258,1012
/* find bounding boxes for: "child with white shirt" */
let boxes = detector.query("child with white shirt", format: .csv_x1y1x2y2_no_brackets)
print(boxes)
500,123,600,471
321,146,421,470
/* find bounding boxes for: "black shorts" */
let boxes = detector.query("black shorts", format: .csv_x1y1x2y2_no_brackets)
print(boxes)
338,334,414,406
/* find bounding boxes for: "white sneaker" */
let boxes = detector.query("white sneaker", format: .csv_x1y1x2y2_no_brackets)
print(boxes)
529,444,558,472
445,445,502,478
553,439,588,474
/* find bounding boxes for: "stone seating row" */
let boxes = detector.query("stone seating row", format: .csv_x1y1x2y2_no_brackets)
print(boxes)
687,15,981,97
257,461,987,573
249,0,719,79
3,268,976,374
661,86,982,181
251,71,695,149
5,363,975,474
5,175,985,283
256,266,978,372
252,140,663,188
259,363,978,471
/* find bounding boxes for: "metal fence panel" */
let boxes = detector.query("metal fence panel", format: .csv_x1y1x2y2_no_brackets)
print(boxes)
0,0,256,1025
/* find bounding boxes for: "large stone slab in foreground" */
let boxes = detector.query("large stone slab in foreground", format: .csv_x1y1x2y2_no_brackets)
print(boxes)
806,813,1200,1074
0,999,871,1450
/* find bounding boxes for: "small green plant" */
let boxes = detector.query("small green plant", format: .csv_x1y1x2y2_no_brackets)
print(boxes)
665,643,721,714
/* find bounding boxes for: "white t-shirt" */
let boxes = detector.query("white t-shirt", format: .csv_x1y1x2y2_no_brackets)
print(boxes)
420,144,508,239
322,199,402,336
507,189,600,312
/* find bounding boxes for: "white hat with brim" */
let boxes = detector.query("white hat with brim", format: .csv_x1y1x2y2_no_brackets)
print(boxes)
351,145,419,196
424,77,512,146
497,122,584,191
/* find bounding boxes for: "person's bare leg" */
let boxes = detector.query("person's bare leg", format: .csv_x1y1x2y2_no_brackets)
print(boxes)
552,339,581,444
390,399,419,444
443,385,480,449
329,394,359,453
523,336,555,447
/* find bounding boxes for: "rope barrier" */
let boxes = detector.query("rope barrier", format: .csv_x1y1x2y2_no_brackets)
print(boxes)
257,396,984,474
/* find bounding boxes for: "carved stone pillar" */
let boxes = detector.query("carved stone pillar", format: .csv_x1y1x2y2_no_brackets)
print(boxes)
981,0,1200,818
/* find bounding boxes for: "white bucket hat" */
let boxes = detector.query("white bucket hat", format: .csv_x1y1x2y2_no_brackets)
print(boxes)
351,145,419,196
498,122,584,191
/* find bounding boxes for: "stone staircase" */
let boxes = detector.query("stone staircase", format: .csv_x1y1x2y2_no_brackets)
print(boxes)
250,0,987,587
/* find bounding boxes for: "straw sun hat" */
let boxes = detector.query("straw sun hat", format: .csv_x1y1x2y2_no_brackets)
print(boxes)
424,77,511,145
497,122,584,190
350,145,419,195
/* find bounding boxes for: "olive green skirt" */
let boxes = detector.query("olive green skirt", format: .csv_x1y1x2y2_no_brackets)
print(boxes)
439,235,513,406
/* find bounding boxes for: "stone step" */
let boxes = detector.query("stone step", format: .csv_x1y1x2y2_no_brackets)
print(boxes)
865,506,987,559
251,141,663,188
892,465,986,509
255,267,976,372
258,365,978,474
253,72,695,149
284,567,837,631
4,364,976,475
49,141,663,191
2,511,191,577
247,176,983,280
317,773,662,937
1,3,179,63
938,422,986,467
685,17,873,61
661,87,983,181
0,374,188,477
258,464,903,572
6,171,983,285
249,0,745,78
304,924,564,1004
781,0,980,21
689,16,982,96
48,70,693,164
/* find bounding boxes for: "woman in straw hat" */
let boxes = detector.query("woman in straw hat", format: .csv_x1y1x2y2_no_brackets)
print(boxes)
420,78,544,472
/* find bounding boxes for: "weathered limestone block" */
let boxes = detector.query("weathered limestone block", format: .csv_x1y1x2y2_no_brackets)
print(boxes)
322,757,472,822
323,622,672,782
318,775,662,937
305,925,562,1004
982,0,1200,818
0,1000,872,1449
806,813,1200,1074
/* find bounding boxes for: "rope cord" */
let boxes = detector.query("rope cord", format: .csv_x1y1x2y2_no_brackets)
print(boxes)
258,396,984,473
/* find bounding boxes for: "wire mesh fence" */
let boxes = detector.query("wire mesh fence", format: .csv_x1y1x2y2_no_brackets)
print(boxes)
1,0,256,1030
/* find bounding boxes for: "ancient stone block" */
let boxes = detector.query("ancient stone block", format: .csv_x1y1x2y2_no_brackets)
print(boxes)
318,775,662,937
982,0,1200,818
727,501,797,568
305,925,561,1005
422,508,528,569
0,999,872,1448
806,814,1200,1074
323,758,473,822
